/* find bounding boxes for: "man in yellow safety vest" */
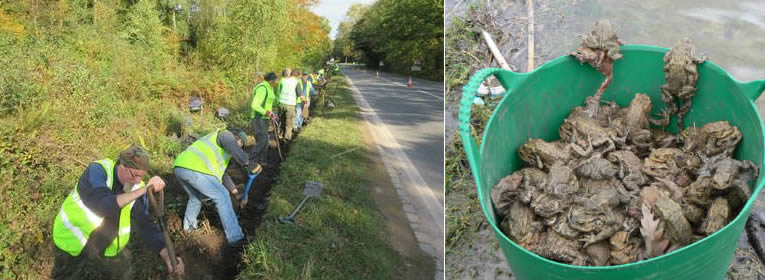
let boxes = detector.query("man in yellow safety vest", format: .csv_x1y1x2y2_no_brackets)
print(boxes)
51,146,184,279
173,129,260,246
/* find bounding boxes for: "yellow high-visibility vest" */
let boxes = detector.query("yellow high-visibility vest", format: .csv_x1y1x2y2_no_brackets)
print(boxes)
173,129,231,182
52,159,144,257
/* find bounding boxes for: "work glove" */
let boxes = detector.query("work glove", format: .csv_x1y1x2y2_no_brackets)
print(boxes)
266,111,279,121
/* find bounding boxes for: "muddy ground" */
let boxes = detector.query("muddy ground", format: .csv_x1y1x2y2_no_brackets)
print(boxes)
127,133,287,280
445,0,765,279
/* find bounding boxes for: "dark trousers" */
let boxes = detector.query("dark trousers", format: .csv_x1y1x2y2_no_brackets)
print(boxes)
250,117,269,164
51,245,133,280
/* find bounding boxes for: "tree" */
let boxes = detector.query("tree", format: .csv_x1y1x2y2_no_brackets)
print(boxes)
337,0,443,80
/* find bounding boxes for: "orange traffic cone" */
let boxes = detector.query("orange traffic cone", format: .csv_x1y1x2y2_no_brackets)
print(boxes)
406,76,413,88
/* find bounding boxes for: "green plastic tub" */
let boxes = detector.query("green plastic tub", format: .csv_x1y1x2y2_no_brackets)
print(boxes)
458,45,765,280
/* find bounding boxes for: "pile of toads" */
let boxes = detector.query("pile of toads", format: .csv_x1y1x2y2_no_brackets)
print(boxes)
491,20,759,266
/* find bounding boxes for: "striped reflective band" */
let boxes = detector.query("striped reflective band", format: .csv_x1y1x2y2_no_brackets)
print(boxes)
71,189,104,226
187,146,220,179
59,210,87,246
199,133,229,174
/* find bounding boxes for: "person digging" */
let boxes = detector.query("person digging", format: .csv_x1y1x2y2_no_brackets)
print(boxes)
173,129,260,247
51,146,184,279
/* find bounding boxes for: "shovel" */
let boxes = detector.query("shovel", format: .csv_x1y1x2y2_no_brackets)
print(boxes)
146,185,179,273
278,181,323,225
239,172,259,208
270,118,283,161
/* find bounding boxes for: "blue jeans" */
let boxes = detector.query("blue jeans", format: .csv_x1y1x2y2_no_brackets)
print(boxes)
174,167,244,244
295,103,304,129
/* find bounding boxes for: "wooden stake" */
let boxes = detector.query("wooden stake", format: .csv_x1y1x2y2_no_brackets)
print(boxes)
527,0,535,71
480,30,511,70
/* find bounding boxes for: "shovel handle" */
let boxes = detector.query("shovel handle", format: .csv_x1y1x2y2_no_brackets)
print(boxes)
147,189,178,269
240,173,257,204
289,196,311,218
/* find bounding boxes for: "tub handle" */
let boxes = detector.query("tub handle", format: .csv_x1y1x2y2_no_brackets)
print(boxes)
459,68,528,181
738,79,765,101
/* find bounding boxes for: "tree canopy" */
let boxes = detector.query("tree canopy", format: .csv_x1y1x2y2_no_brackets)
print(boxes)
333,0,444,80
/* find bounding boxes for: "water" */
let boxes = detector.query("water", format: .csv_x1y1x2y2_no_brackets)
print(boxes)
446,0,765,82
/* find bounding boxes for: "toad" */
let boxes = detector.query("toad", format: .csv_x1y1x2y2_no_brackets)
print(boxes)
585,240,610,266
524,231,589,266
548,161,580,196
607,150,648,192
652,38,707,130
701,197,729,235
492,171,524,216
560,116,624,153
702,121,743,157
642,148,698,187
651,128,681,149
698,155,758,197
568,20,625,119
609,231,640,265
519,139,590,170
575,154,619,181
569,188,629,246
518,168,549,204
502,200,545,242
612,94,654,151
654,197,694,246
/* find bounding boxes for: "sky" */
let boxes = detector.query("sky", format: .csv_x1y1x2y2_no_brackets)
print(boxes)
310,0,377,39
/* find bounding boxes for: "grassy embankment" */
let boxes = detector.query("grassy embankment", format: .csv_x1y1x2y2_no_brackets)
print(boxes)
237,76,408,279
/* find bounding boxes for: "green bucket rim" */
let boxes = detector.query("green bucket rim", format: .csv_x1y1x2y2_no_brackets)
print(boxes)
462,44,765,270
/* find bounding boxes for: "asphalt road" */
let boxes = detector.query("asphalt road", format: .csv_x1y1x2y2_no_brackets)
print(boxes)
341,64,445,271
342,65,444,202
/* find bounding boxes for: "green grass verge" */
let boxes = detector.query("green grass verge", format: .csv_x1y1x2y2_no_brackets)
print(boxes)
236,75,406,280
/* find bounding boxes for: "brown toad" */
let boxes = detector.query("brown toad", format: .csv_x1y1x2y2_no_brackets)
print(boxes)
654,197,694,246
653,38,707,130
569,19,624,75
567,100,621,127
569,188,629,246
698,155,758,197
518,168,548,204
560,116,624,153
609,231,640,265
531,192,565,218
642,148,684,179
501,200,545,242
642,148,698,186
575,154,619,180
585,240,611,266
701,197,729,235
680,125,703,153
519,139,590,170
651,128,681,149
525,163,575,218
612,94,654,150
551,215,582,239
568,20,624,119
524,231,589,266
702,121,743,157
548,161,580,196
682,201,706,226
492,172,524,216
686,177,715,207
607,150,648,192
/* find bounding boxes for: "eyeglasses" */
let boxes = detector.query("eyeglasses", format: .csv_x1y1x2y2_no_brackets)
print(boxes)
127,168,146,180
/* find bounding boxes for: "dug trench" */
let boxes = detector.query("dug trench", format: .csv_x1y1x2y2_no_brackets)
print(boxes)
129,136,290,279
